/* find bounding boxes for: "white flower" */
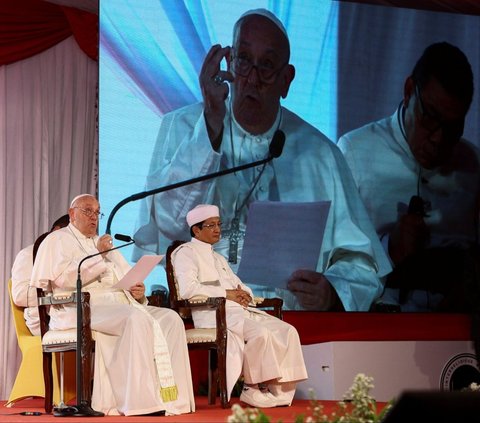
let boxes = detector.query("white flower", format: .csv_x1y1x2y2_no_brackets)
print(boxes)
469,382,480,391
227,373,390,423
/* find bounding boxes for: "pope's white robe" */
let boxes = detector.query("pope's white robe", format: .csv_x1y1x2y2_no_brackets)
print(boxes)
133,99,391,311
30,224,195,416
172,238,308,401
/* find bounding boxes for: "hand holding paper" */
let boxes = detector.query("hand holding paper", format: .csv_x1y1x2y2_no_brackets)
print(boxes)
129,281,146,301
237,201,331,290
287,269,339,310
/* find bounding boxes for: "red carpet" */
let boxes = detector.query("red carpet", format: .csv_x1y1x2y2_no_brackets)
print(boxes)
1,396,380,423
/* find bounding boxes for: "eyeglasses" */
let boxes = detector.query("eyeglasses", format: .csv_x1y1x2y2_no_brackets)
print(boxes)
231,54,288,84
414,84,464,140
73,207,104,219
201,222,222,230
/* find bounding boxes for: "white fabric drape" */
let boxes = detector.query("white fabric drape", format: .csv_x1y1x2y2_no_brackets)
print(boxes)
0,36,98,400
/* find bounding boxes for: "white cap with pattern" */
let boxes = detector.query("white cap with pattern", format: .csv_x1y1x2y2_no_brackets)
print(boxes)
186,204,220,227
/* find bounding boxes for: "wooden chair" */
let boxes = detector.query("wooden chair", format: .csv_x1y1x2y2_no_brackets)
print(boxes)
36,288,95,414
165,240,283,409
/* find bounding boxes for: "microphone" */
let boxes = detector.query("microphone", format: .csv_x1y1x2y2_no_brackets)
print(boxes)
269,129,285,158
114,233,134,243
408,195,427,217
77,237,135,271
105,130,286,234
70,236,134,417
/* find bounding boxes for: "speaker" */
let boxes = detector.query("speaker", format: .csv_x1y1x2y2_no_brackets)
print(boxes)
382,390,480,423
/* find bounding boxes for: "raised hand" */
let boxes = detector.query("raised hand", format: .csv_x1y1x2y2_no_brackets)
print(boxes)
199,44,234,149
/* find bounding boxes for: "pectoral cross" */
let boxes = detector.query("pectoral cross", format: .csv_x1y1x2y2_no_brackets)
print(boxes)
228,217,240,264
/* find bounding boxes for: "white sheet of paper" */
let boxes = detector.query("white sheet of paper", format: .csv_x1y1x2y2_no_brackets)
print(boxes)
112,254,163,289
237,201,331,289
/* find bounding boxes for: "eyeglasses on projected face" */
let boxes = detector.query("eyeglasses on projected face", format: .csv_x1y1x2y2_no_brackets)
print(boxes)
230,54,288,84
414,83,464,141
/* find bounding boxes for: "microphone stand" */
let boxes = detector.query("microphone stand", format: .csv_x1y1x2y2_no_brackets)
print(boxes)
105,155,276,235
55,240,134,417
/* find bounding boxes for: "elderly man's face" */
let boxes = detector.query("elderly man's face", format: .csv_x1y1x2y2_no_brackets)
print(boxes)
229,15,294,135
69,195,101,238
193,217,222,245
403,76,468,169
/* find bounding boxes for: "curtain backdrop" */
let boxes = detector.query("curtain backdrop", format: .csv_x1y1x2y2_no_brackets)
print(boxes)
0,0,98,401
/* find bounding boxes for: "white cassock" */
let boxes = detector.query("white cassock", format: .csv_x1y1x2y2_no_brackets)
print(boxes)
133,98,392,311
31,223,195,416
172,237,308,401
11,244,40,335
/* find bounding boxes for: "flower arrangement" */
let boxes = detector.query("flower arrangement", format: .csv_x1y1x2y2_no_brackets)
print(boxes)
463,382,480,392
228,374,393,423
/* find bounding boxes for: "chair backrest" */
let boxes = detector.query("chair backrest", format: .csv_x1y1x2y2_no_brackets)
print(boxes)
165,240,194,318
33,232,50,262
36,288,51,338
8,279,33,339
165,240,186,306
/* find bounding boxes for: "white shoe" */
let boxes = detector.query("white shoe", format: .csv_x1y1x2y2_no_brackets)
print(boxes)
240,386,278,408
265,391,291,407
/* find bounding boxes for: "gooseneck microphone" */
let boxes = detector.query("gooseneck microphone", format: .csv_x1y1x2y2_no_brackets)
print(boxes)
114,233,134,243
69,235,135,417
268,129,285,158
77,236,135,271
105,130,286,234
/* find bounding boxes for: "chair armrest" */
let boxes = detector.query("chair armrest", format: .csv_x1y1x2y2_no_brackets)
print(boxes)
254,297,284,320
36,288,93,340
38,292,76,306
174,297,227,344
175,296,226,309
147,289,168,307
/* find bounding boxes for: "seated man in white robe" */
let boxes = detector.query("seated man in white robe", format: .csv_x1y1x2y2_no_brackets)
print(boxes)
171,204,308,408
31,194,195,416
11,214,69,336
338,42,480,312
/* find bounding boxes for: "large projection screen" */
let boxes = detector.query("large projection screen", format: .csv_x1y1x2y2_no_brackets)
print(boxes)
99,1,479,296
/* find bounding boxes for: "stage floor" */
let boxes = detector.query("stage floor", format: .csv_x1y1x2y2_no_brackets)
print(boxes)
1,397,344,423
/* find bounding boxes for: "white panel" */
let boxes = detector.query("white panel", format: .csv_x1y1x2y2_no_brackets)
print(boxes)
296,340,476,402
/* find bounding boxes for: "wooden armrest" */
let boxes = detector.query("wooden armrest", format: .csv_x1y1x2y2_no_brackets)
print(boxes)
36,289,92,341
255,297,283,308
176,297,226,309
147,289,168,307
254,297,284,320
38,291,87,306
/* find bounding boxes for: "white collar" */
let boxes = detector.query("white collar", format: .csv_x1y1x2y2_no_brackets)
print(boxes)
191,237,215,251
68,223,97,241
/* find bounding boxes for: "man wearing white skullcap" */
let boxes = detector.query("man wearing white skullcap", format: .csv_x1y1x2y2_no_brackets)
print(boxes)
186,204,220,228
134,8,391,314
172,204,308,408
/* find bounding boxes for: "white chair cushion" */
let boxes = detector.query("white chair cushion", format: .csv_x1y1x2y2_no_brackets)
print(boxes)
42,329,97,345
186,328,216,343
42,329,77,345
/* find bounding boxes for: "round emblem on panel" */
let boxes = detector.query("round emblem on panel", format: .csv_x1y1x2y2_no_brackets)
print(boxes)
440,353,480,391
